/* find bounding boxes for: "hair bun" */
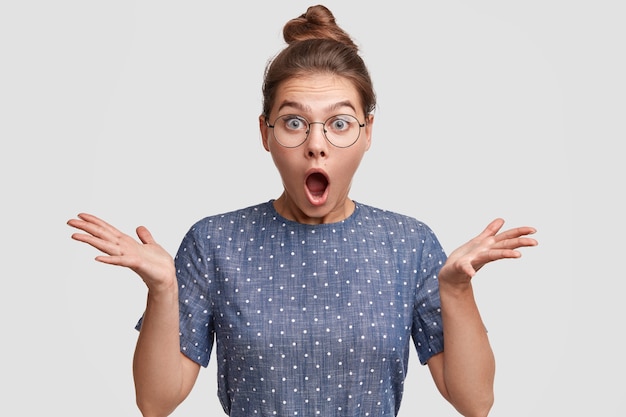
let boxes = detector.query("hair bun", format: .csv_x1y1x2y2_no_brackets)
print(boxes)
283,4,357,50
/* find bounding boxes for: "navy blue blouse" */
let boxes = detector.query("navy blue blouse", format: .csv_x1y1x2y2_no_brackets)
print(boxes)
142,201,446,416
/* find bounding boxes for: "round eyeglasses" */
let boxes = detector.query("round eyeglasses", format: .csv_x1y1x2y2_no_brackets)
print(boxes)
266,114,365,148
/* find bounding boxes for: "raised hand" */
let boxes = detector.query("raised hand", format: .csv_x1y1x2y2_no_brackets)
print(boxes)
439,218,537,287
67,213,176,291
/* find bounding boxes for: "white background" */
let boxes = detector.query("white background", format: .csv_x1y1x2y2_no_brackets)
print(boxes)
1,0,624,415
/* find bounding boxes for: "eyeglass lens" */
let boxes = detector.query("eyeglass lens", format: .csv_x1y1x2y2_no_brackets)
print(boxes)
271,114,362,148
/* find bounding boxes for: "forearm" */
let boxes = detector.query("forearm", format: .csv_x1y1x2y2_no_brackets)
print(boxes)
133,282,186,417
439,281,495,417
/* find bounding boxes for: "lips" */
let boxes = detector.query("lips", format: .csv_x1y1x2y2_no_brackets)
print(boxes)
305,171,329,205
306,172,328,196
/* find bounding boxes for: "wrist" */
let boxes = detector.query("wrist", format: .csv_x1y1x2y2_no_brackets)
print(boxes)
438,278,474,299
146,275,179,300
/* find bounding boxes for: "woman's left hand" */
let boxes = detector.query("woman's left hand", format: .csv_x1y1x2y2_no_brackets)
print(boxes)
438,218,537,287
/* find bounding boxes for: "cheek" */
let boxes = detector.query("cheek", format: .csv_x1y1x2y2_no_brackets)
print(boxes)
329,153,364,188
337,158,362,179
269,148,297,176
339,148,367,173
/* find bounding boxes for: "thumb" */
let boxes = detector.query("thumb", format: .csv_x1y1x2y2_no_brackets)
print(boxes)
136,226,156,245
462,262,477,279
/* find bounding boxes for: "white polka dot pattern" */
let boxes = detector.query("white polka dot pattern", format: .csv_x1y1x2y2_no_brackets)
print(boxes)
141,201,445,416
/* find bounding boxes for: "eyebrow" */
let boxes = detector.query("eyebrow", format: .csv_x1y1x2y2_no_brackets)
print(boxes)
276,100,358,115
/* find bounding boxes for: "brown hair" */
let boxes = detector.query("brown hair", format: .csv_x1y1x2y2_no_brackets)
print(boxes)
262,5,376,120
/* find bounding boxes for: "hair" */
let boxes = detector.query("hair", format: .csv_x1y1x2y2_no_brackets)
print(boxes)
262,5,376,121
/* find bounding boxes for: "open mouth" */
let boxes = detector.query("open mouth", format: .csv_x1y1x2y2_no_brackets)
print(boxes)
305,172,329,200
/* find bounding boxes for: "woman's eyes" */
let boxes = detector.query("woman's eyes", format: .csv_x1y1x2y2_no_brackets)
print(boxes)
284,116,307,130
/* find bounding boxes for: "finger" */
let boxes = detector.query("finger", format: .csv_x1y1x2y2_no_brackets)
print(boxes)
494,235,538,250
486,248,523,260
136,226,156,245
495,226,537,242
68,219,131,254
69,222,118,250
67,213,104,230
70,232,127,256
68,213,125,240
470,249,521,273
476,218,505,240
461,262,477,278
76,212,114,228
94,254,138,268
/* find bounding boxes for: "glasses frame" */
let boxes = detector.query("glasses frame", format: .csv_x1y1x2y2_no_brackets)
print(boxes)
266,114,366,148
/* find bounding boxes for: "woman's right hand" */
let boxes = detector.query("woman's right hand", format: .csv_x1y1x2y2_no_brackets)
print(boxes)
67,213,176,292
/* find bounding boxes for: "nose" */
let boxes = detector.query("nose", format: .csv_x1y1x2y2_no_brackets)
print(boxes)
306,122,328,157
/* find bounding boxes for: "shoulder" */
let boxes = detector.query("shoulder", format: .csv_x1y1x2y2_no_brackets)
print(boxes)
191,201,274,228
181,201,275,241
353,201,447,262
354,201,437,236
175,201,275,257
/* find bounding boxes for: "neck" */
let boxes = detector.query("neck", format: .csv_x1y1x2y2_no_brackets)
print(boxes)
273,193,355,225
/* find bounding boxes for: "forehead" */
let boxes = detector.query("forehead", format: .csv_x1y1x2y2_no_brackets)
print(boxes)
273,73,362,115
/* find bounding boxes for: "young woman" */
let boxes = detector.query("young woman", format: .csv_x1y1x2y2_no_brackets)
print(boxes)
68,5,537,417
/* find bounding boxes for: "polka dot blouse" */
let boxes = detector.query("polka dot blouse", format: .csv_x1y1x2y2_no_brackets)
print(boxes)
139,200,446,416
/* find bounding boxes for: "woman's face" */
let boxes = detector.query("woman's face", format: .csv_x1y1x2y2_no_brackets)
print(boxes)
260,73,373,224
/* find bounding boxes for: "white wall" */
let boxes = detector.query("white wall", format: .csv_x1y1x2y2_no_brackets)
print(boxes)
1,1,623,416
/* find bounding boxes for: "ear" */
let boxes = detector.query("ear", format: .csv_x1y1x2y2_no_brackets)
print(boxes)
259,114,270,152
363,114,374,151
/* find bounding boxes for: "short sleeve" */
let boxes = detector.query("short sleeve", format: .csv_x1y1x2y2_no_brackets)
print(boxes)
175,225,215,367
135,224,215,367
411,225,446,365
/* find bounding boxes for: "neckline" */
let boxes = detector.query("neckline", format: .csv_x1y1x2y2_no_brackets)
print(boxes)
266,199,360,228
